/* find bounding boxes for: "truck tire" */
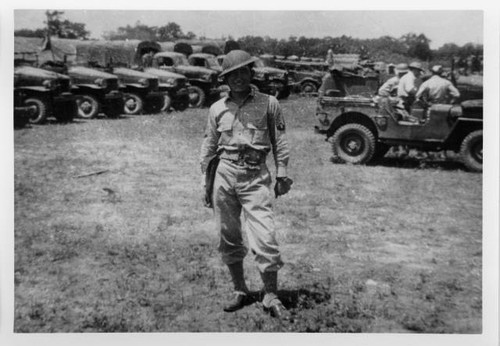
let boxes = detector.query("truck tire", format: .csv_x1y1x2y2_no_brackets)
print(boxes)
188,86,206,108
300,81,318,95
77,94,100,119
460,130,482,172
123,93,144,115
24,97,48,124
331,123,376,164
161,94,173,112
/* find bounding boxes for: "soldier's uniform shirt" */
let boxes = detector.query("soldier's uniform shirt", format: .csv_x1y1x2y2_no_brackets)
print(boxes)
416,75,461,104
199,90,289,272
378,75,401,97
397,72,422,98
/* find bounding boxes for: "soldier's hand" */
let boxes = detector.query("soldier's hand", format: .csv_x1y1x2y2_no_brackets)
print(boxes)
274,177,293,198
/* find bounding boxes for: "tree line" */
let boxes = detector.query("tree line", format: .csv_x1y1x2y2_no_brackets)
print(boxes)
15,11,483,67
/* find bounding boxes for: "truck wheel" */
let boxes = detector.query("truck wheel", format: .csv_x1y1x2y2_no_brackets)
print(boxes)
331,123,376,164
460,130,482,172
188,86,206,108
161,94,173,112
77,94,100,119
123,93,144,115
24,97,48,124
300,81,318,95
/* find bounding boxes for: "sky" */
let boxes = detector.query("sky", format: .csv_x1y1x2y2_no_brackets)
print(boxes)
13,9,485,50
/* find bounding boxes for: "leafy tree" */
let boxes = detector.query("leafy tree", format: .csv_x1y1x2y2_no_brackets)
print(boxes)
44,10,90,39
400,32,432,61
14,28,46,38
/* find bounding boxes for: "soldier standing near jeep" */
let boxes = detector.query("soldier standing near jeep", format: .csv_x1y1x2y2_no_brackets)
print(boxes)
416,65,461,105
200,50,293,320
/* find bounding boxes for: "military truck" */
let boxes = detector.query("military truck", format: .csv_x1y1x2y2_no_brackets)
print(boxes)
14,66,78,124
39,60,125,119
15,39,125,119
216,54,291,99
14,88,36,128
151,51,220,108
315,70,483,172
75,42,165,115
272,57,325,95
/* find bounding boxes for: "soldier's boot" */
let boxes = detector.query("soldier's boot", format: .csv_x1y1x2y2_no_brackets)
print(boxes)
260,271,291,320
223,261,249,312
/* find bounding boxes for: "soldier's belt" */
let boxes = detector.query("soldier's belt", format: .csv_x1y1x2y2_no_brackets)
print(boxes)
220,149,267,168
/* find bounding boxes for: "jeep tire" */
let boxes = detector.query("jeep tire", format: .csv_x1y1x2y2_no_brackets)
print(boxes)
77,94,100,119
331,123,376,164
123,93,144,115
188,86,206,108
460,130,482,172
25,97,48,125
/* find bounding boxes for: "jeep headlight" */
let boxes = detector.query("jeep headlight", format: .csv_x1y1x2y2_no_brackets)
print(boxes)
139,78,149,87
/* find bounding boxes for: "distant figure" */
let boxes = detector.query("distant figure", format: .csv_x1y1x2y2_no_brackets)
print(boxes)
142,51,154,67
416,65,460,105
326,48,334,68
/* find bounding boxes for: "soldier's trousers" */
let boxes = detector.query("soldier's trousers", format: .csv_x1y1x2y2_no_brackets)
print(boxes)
213,159,283,273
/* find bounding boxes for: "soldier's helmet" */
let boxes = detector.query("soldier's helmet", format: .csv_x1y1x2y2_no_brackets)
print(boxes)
431,65,443,75
395,63,409,74
409,62,424,72
220,50,258,77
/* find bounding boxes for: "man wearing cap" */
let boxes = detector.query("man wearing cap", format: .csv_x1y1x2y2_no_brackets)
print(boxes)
199,50,292,320
416,65,460,105
377,63,409,120
318,65,345,98
397,61,424,112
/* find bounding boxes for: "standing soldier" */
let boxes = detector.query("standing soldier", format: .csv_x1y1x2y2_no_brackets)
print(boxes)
377,63,409,120
396,61,424,122
200,50,293,319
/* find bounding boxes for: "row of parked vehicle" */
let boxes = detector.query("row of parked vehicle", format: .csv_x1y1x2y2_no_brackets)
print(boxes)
15,38,329,128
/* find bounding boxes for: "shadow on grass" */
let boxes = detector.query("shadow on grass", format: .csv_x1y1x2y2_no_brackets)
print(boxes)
371,156,468,171
245,287,331,310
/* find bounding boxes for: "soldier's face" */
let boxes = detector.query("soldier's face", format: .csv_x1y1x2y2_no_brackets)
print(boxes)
227,66,252,93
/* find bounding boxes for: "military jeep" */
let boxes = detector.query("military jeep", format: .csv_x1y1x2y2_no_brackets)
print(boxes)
14,65,78,124
316,84,483,172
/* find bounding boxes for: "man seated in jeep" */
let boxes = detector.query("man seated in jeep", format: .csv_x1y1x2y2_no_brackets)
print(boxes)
318,65,345,97
376,63,409,121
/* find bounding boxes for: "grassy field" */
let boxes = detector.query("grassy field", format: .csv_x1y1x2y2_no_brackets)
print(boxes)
14,96,482,333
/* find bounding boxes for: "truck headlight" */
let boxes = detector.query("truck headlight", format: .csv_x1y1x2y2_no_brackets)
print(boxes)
42,79,55,89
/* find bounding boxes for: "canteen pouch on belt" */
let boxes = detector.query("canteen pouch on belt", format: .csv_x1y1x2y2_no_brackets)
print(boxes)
204,155,220,209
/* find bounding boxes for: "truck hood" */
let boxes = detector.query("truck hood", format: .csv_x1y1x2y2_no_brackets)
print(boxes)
68,66,118,81
15,66,70,81
143,68,187,82
111,67,159,83
173,65,217,79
